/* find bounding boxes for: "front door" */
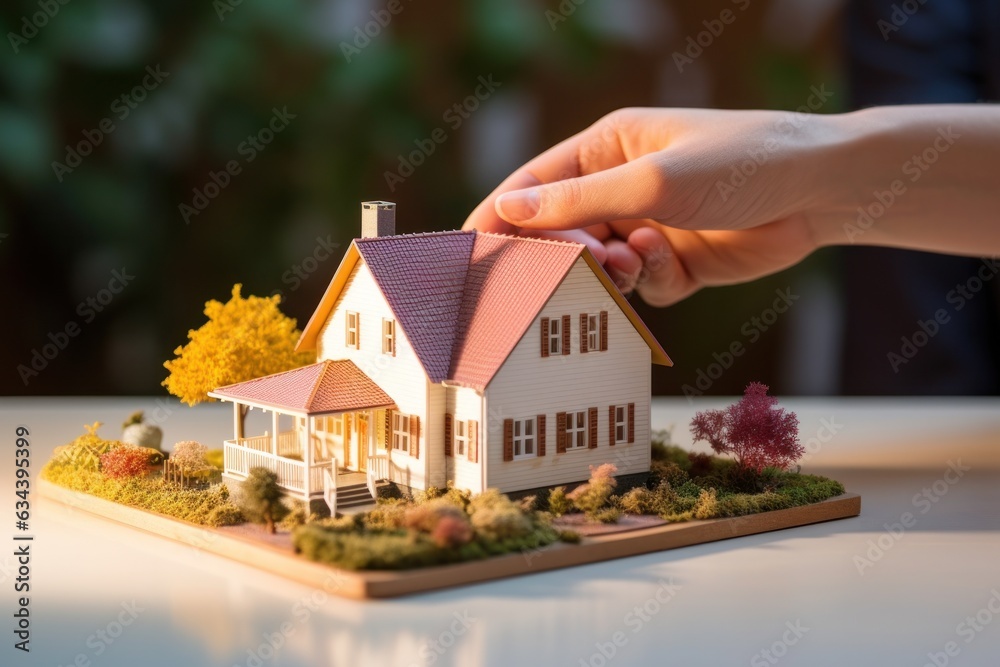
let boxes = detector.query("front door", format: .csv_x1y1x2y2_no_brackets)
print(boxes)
357,413,368,472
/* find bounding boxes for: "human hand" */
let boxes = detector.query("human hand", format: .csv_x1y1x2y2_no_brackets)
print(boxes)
463,107,834,306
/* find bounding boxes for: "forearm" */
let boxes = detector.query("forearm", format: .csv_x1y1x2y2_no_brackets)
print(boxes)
809,105,1000,256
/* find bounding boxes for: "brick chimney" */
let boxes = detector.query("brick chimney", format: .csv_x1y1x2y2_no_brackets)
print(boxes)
361,201,396,238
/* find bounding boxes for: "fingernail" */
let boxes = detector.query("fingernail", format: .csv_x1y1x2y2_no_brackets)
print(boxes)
496,189,540,223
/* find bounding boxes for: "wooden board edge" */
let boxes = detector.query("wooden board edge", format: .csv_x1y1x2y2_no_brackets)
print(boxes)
38,480,860,600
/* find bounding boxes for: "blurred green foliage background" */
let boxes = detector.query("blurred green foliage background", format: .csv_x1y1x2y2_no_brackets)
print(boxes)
1,0,844,396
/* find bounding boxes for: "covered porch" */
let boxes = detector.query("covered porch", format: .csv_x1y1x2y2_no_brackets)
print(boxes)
208,360,396,512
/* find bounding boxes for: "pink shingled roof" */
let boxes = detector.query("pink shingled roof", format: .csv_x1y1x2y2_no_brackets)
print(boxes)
355,231,476,383
449,233,583,389
210,360,395,414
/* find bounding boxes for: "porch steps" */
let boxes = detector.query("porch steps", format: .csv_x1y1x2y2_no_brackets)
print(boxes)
335,482,378,509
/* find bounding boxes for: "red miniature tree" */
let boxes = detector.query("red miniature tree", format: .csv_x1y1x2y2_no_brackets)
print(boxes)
100,446,151,480
690,382,803,474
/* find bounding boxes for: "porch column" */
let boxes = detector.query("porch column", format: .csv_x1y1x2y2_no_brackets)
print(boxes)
368,410,375,459
232,402,243,441
303,415,313,499
271,410,279,457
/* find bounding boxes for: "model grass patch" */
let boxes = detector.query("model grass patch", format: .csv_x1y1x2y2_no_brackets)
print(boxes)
292,487,566,571
41,423,243,526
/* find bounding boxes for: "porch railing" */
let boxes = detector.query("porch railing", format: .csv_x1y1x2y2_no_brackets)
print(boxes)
233,432,299,457
366,452,390,500
323,460,338,515
224,440,328,497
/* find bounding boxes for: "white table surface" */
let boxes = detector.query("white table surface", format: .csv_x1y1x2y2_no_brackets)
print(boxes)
2,397,998,667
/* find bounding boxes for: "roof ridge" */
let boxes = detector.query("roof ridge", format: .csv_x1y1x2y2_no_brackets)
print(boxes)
476,231,586,249
355,229,474,243
302,359,331,412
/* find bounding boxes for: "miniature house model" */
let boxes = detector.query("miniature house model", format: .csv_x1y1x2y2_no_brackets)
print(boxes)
209,202,672,511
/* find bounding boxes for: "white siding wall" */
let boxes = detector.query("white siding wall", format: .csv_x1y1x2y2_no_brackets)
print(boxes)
445,386,486,493
316,262,429,490
485,258,652,493
426,384,447,489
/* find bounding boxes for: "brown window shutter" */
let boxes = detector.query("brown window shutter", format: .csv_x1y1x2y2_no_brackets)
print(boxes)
556,412,567,453
600,311,608,351
503,419,514,461
383,409,391,449
537,414,546,456
344,414,353,467
540,317,549,357
588,407,598,448
627,403,635,443
355,315,360,349
580,313,589,353
444,413,453,457
561,315,571,355
608,405,616,446
409,415,420,458
468,420,478,463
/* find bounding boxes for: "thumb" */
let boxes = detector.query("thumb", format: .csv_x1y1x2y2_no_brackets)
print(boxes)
494,155,668,230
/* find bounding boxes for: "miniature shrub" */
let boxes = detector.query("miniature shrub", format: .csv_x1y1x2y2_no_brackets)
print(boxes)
430,515,474,548
171,441,209,472
52,422,121,471
279,502,318,530
204,449,224,470
239,467,289,533
547,486,572,517
568,463,618,518
362,499,410,532
402,499,466,533
592,507,621,524
207,504,244,526
647,460,688,489
470,505,533,542
693,488,718,520
616,486,659,515
100,446,151,479
558,530,581,544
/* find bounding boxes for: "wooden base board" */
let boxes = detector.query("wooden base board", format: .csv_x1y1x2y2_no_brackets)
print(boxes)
39,480,860,599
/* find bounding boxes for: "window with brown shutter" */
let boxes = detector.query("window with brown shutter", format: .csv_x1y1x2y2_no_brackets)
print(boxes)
503,419,514,461
444,413,453,457
627,403,635,443
383,409,392,451
540,318,550,357
608,406,616,446
537,414,546,456
409,415,420,458
561,315,570,355
468,420,479,463
555,412,567,454
580,313,589,353
588,407,598,448
600,311,609,351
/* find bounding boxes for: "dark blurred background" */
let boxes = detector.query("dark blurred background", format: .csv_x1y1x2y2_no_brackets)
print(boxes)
2,0,997,397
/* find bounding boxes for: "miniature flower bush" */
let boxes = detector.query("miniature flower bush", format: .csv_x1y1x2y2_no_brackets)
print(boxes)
100,446,151,479
567,463,620,522
171,440,209,472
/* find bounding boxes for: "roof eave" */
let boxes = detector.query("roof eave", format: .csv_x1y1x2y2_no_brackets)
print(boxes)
295,242,361,353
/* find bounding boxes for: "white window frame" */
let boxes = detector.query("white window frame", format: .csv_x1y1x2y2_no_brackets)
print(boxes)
513,417,537,460
548,317,562,355
454,420,467,457
346,311,360,348
567,410,587,449
614,405,629,444
587,313,600,351
392,413,410,453
382,318,396,355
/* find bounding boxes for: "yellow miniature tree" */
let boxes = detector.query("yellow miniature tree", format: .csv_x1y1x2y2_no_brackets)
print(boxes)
163,284,314,406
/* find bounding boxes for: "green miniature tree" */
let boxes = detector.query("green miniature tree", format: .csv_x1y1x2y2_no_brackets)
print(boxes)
240,467,288,534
